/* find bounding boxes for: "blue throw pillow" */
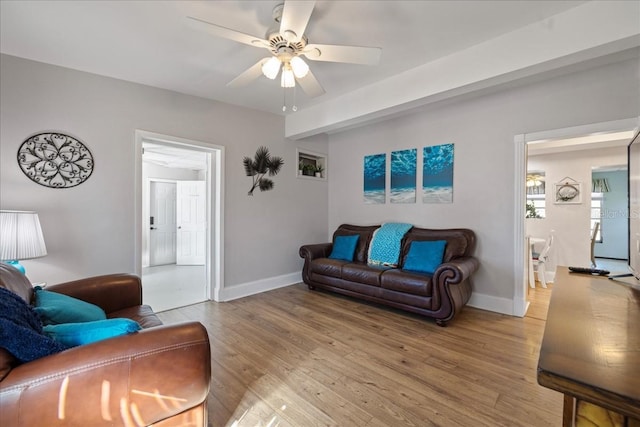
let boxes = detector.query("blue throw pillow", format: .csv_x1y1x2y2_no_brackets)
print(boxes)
43,318,141,347
328,235,360,262
34,287,107,325
403,240,447,274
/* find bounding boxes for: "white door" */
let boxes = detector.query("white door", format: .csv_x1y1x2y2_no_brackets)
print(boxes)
149,181,177,266
176,181,206,265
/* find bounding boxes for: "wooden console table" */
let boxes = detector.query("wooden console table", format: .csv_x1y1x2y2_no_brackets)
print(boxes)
537,267,640,426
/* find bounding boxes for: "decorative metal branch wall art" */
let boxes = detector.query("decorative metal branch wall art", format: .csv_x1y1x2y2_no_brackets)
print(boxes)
243,146,284,196
17,133,94,188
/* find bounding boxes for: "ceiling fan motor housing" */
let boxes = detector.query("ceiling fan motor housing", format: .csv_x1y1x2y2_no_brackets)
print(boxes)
266,3,308,59
267,33,307,59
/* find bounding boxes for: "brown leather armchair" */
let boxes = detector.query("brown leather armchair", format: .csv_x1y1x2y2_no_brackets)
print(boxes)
0,263,211,426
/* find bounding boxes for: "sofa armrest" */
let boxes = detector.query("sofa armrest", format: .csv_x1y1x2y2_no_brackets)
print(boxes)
435,256,480,285
299,243,332,261
432,256,480,325
0,322,211,427
300,243,332,285
46,273,142,314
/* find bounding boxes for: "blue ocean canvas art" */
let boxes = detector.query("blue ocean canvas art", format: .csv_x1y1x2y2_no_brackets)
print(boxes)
391,148,417,204
423,143,454,203
364,153,386,204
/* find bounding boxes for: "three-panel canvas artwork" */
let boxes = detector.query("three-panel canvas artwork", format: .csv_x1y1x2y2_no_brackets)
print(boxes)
364,143,454,204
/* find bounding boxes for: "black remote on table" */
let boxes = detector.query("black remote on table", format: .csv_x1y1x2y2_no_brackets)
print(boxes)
568,266,610,276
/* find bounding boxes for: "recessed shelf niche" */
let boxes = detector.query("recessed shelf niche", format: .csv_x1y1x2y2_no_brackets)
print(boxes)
297,148,327,180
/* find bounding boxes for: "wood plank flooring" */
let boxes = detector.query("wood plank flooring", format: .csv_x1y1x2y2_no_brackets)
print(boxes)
157,283,559,427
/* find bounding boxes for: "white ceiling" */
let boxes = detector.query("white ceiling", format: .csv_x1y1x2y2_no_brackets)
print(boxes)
0,0,589,116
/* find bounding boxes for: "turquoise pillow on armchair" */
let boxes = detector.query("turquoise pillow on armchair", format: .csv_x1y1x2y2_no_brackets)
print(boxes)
33,287,107,325
43,319,141,347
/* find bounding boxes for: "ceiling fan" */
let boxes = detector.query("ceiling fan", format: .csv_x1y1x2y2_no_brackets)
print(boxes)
186,1,382,105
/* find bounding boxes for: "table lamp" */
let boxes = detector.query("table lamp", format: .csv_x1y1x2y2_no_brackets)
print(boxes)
0,210,47,274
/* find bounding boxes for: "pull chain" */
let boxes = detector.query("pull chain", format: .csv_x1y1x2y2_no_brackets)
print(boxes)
282,87,298,113
292,85,297,112
282,86,287,112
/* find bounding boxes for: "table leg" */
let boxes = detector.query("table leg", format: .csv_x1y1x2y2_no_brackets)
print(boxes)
563,394,575,427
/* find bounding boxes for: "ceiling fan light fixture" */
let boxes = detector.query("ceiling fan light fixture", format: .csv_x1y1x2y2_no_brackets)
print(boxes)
281,64,295,88
262,57,281,80
290,56,309,78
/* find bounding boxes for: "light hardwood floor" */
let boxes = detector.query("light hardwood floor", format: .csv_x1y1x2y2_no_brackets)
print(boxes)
158,283,558,427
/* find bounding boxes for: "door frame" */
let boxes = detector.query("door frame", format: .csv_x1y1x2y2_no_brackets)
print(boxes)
135,130,225,301
513,117,639,316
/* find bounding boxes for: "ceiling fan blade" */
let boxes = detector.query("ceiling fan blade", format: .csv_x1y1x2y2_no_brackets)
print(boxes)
227,59,268,88
303,43,382,65
186,16,270,49
296,69,325,98
279,0,315,43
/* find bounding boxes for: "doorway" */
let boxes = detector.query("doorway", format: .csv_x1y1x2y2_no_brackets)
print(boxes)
514,118,639,316
134,130,225,311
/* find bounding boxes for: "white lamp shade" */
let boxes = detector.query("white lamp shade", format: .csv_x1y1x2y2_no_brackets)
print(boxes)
261,57,281,80
0,210,47,261
290,56,309,78
281,64,296,88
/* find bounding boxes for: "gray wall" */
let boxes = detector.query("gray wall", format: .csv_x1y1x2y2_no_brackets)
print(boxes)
0,54,328,290
326,57,639,312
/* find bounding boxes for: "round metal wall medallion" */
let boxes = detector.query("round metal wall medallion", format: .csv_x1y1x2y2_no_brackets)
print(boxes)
17,133,94,188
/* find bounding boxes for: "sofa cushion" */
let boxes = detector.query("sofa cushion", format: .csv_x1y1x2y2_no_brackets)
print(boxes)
329,235,359,261
43,318,141,347
380,269,433,297
34,287,107,325
342,263,386,286
403,240,447,274
310,258,345,279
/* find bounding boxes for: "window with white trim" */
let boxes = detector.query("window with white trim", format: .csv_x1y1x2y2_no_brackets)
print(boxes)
526,172,545,218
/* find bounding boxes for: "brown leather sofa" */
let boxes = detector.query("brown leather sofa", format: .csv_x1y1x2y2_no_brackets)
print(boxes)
0,263,211,426
300,224,479,326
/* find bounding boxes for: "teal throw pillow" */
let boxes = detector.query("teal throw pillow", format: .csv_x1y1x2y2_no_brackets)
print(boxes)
329,235,359,262
403,240,447,274
34,287,107,325
43,318,141,347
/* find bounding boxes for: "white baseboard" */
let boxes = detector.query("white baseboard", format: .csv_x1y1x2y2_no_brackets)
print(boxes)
467,292,515,316
219,272,301,301
512,298,530,318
